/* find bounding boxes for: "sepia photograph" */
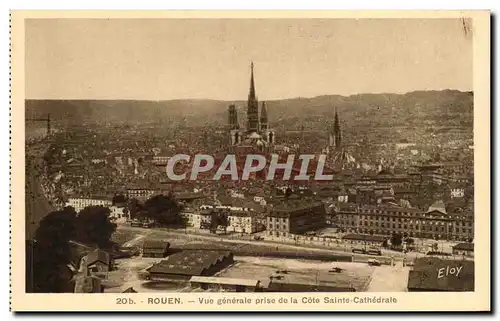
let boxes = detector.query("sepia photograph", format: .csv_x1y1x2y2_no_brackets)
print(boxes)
10,10,490,312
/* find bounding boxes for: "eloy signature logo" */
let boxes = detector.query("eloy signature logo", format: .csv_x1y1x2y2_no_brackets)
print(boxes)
437,265,463,279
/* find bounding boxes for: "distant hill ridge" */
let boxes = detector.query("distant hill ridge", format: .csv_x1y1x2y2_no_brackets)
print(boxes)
25,90,473,128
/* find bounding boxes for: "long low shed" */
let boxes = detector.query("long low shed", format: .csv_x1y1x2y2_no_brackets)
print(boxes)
147,250,234,281
189,276,266,292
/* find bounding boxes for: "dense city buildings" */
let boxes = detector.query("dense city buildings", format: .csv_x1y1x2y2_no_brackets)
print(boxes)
27,63,475,286
35,63,474,244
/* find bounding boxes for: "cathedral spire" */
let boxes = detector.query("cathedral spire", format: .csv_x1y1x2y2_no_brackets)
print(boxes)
249,62,255,99
247,62,259,132
333,108,342,150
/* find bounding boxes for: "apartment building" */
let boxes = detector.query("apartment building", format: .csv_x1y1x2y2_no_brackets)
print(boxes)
336,201,473,241
266,199,325,237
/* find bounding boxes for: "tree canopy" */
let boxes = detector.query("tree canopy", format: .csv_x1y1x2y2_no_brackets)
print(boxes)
31,207,77,293
30,204,119,292
127,198,142,219
210,209,229,233
76,206,117,248
139,194,185,226
390,233,403,247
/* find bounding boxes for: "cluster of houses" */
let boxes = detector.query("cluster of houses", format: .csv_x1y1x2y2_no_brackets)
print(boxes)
64,178,474,244
65,196,129,223
62,160,474,244
64,188,271,235
182,194,268,234
68,248,113,293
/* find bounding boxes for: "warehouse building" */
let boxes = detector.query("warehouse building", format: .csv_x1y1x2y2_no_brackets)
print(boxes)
452,242,474,257
142,239,170,258
267,282,356,292
147,250,234,281
189,276,266,292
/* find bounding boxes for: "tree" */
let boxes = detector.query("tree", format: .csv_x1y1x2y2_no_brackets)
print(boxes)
127,198,142,219
142,194,185,226
112,194,127,206
390,233,403,247
210,209,229,234
32,207,77,293
76,206,117,248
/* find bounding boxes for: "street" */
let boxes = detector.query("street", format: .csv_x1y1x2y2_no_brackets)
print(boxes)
116,224,406,262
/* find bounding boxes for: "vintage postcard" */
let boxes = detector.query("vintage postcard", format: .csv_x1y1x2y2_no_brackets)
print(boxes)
10,10,490,312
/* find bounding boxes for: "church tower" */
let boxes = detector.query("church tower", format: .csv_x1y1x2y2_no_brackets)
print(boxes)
329,108,342,150
228,104,239,130
325,108,356,170
260,102,268,131
333,109,342,150
247,62,260,133
228,104,242,146
260,101,275,146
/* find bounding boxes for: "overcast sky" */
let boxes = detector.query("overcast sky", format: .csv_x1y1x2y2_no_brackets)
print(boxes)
26,18,472,100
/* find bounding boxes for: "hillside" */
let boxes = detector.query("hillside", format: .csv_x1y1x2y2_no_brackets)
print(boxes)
25,90,473,130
